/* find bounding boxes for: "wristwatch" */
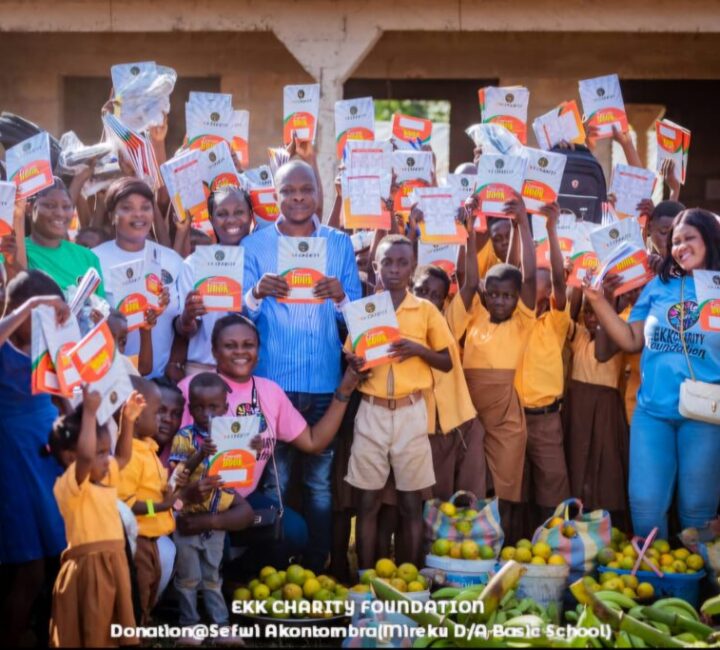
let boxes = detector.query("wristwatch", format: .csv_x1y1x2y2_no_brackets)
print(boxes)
334,390,351,403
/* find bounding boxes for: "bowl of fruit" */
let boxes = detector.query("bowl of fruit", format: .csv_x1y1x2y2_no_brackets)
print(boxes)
596,532,706,607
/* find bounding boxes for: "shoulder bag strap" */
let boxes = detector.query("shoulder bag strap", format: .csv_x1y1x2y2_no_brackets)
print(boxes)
679,277,697,381
252,377,284,518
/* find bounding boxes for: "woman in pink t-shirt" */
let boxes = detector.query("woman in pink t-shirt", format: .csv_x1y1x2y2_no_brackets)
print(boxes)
177,313,359,575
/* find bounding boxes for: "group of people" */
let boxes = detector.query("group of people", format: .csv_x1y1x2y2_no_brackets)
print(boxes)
1,87,719,648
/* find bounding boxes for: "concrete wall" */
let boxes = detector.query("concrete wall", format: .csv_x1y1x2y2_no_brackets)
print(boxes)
0,32,312,167
1,0,720,206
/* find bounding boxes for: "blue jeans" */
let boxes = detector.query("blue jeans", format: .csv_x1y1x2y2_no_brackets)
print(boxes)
261,392,334,573
629,405,720,539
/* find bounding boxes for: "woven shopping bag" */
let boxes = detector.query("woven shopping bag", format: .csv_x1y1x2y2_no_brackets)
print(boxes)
424,490,504,556
532,497,611,579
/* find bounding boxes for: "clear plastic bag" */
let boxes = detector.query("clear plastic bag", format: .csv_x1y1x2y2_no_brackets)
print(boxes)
111,61,177,132
465,123,525,157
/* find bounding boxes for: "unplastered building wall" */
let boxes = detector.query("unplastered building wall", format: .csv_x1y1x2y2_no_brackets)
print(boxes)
0,32,312,168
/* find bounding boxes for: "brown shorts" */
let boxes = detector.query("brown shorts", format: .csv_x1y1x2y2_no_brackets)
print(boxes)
346,396,434,492
525,411,570,508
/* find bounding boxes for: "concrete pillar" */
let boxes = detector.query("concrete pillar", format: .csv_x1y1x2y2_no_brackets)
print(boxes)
625,104,666,167
272,20,382,219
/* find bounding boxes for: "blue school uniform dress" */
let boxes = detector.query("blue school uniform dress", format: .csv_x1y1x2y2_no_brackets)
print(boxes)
0,342,66,563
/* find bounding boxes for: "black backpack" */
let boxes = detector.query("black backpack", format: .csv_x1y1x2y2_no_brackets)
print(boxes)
551,144,607,224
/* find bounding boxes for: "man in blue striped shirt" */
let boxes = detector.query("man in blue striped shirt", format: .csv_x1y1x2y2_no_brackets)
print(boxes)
243,159,361,572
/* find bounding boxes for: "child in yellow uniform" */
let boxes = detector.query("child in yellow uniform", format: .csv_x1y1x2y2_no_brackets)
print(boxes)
119,377,182,624
412,264,486,500
49,388,145,648
476,217,511,277
346,235,455,569
515,203,571,532
563,295,629,530
447,193,536,537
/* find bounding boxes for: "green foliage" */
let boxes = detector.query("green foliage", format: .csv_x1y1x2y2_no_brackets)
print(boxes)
374,99,450,123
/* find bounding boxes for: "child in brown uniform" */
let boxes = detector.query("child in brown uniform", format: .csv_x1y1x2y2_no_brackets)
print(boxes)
564,291,630,531
412,264,486,500
447,192,536,537
49,388,146,647
515,203,571,532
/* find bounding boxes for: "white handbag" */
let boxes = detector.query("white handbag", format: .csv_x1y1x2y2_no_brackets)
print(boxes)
678,278,720,424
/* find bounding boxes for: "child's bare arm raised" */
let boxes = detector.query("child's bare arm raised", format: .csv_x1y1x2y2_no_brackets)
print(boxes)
503,192,536,310
0,295,69,348
75,387,102,485
541,201,567,311
459,196,479,311
116,391,146,470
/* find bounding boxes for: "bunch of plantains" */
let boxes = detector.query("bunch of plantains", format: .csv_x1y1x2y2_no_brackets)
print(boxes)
370,561,720,647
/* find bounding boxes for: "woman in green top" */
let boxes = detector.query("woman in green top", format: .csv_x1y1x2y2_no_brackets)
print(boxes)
22,178,105,297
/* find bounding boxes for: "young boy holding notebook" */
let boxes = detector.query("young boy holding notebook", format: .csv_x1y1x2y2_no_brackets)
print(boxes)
345,235,454,569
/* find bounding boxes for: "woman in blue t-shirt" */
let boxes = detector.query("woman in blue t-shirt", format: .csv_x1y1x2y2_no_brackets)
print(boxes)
583,208,720,538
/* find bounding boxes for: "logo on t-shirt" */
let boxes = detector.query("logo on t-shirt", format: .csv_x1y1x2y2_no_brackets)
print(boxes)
667,300,700,332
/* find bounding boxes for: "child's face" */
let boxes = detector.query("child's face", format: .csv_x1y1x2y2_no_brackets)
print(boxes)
484,278,520,323
412,273,448,312
108,315,129,354
377,242,414,292
135,383,162,438
89,429,112,483
649,215,674,257
583,301,599,331
490,220,512,262
155,389,185,449
189,386,229,433
155,388,185,449
355,247,371,275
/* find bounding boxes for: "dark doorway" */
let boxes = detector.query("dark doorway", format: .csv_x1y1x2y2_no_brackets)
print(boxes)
63,76,221,156
344,78,497,172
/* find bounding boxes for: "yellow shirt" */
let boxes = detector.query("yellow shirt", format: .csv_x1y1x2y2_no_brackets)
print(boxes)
515,304,571,408
118,437,175,538
477,240,501,278
54,458,124,548
424,335,477,434
349,292,455,399
446,293,536,370
568,322,623,389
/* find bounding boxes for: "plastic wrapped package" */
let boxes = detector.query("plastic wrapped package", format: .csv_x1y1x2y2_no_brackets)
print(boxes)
465,123,525,157
111,61,177,132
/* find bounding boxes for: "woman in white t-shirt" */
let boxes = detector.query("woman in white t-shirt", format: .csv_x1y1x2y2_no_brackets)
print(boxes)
177,187,254,375
93,178,183,378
